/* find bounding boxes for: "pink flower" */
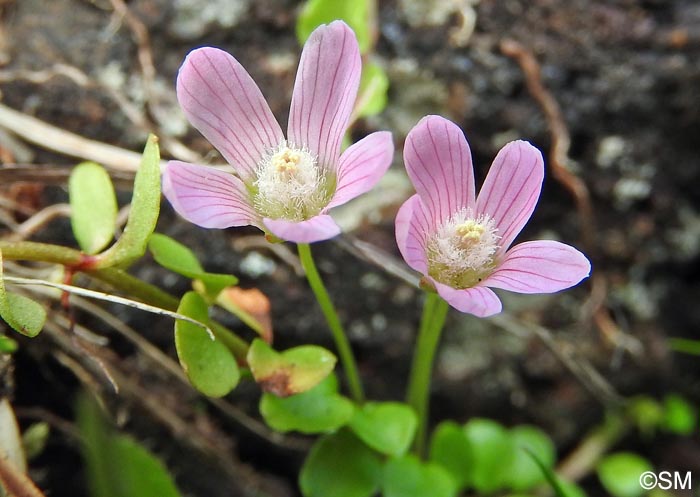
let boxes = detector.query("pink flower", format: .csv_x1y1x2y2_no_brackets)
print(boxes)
162,21,393,243
396,115,591,317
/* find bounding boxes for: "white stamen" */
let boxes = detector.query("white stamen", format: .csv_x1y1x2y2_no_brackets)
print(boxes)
253,142,332,221
426,208,500,288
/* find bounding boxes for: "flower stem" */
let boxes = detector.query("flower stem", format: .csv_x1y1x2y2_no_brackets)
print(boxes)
297,243,364,403
406,292,449,456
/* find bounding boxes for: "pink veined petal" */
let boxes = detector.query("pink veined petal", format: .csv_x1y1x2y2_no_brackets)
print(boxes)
263,215,341,243
482,240,591,294
288,21,361,170
395,194,433,274
177,47,284,182
475,140,544,254
433,282,503,317
403,115,476,225
326,131,394,209
163,161,261,229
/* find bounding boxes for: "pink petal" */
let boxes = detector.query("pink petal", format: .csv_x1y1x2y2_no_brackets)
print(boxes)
433,282,503,317
403,115,476,224
263,215,340,243
395,194,432,274
476,141,544,253
177,47,284,182
163,161,261,229
288,21,361,169
483,240,591,293
327,131,394,209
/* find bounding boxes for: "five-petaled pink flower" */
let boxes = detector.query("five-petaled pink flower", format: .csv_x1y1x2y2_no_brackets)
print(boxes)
163,21,393,243
396,115,591,317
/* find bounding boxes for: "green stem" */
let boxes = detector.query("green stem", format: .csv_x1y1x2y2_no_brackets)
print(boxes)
0,240,248,362
297,243,364,403
406,292,449,457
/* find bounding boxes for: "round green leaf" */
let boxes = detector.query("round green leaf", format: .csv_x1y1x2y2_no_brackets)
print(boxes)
69,162,117,254
1,293,46,337
174,292,239,397
300,429,382,497
596,452,653,497
260,375,354,434
248,339,336,396
661,394,696,435
429,421,474,489
507,425,556,491
463,418,514,493
349,402,417,456
382,455,457,497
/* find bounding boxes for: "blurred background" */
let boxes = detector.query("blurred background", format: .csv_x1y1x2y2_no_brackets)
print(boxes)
0,0,699,495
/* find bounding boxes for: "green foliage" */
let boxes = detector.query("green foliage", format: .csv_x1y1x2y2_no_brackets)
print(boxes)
148,233,238,299
300,429,382,497
348,402,417,456
661,394,696,435
22,422,49,460
174,292,240,397
296,0,371,53
597,452,653,497
628,396,665,436
247,338,336,396
96,135,161,268
463,418,515,493
0,335,17,353
354,61,389,119
0,250,46,337
77,393,183,497
260,374,354,434
429,421,474,489
508,425,556,491
69,162,118,254
382,455,457,497
668,337,700,355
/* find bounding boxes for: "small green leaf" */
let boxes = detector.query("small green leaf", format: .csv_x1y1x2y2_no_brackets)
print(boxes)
0,252,46,337
69,162,118,254
353,61,389,120
77,393,183,497
661,394,696,435
111,435,182,497
0,335,17,353
382,454,457,497
596,452,653,497
627,396,664,436
247,338,336,396
22,422,50,460
296,0,371,53
429,421,474,489
349,402,417,456
260,374,354,434
668,337,700,355
148,233,237,298
175,292,239,397
300,429,382,497
96,135,161,268
523,448,582,497
507,425,556,491
463,418,514,493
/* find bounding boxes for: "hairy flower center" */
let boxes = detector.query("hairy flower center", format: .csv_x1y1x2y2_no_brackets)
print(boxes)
426,209,500,289
253,142,334,221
